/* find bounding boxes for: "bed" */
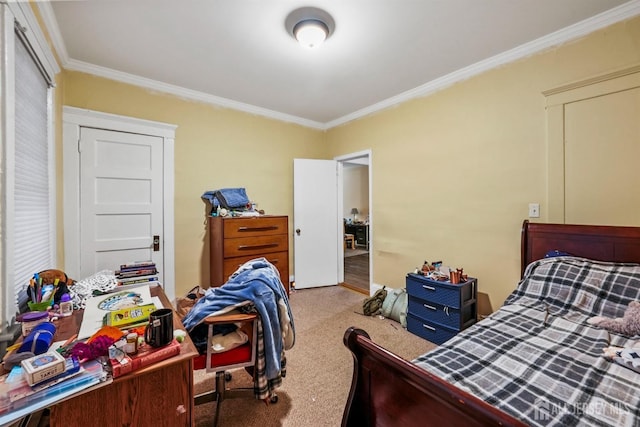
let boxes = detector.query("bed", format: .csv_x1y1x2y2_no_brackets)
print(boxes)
342,220,640,426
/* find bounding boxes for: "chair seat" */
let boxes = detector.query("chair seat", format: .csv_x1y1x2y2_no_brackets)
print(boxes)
344,233,356,250
193,342,252,371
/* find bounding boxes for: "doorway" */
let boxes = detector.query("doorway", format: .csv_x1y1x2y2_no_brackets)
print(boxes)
336,151,371,295
62,107,177,300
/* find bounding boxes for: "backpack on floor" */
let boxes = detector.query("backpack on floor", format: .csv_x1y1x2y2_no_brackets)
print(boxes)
381,287,408,327
363,286,387,316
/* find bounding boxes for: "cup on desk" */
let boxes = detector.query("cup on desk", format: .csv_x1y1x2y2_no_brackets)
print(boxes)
144,308,173,348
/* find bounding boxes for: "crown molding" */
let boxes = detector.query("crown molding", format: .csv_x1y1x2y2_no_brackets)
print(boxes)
64,58,326,130
39,0,640,130
327,0,640,129
37,1,69,66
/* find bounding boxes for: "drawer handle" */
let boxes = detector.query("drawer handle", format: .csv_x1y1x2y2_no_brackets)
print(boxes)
422,324,435,331
238,243,279,250
423,304,437,311
238,226,278,232
422,285,436,291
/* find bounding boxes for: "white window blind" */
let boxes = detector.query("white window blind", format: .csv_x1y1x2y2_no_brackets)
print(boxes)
12,26,53,311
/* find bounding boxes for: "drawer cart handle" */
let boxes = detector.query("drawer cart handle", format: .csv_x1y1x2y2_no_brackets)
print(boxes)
423,304,437,311
238,226,278,232
422,285,436,291
422,324,435,331
238,243,279,250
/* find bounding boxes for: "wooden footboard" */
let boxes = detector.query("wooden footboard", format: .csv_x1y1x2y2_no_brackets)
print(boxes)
342,327,526,427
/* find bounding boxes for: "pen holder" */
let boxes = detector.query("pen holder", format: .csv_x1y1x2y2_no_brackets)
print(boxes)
28,300,54,312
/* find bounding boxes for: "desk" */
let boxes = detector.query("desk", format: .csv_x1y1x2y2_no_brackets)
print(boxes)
47,285,198,426
344,223,369,250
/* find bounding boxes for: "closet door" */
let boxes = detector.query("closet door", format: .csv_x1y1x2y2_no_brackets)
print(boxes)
545,67,640,225
564,87,640,226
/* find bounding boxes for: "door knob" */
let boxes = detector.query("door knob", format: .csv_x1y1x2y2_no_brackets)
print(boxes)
295,228,301,236
153,235,160,251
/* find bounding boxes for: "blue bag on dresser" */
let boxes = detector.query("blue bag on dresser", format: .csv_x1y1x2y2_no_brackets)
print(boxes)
214,188,250,209
201,188,250,213
18,322,56,355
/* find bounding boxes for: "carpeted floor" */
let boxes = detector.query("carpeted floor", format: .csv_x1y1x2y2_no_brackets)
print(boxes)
193,285,436,426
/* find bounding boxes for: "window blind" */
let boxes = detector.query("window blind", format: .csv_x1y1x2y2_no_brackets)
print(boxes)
12,26,53,310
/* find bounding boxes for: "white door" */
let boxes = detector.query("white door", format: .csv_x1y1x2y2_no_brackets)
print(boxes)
79,127,164,280
293,159,339,289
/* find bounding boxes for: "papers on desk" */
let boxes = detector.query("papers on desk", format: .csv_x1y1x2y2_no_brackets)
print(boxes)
78,284,160,340
0,359,106,426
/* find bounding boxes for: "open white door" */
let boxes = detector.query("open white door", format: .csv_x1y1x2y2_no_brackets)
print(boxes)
293,159,339,289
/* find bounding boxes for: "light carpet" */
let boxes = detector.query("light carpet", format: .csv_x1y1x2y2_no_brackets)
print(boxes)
193,285,436,426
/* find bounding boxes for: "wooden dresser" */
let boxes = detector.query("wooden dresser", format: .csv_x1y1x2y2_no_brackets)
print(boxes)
209,215,289,293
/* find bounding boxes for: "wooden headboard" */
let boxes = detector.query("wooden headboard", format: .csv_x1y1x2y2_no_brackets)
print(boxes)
521,219,640,276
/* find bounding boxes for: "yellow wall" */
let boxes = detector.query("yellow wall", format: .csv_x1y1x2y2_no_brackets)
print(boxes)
56,15,640,305
343,165,369,219
326,16,640,306
61,72,327,291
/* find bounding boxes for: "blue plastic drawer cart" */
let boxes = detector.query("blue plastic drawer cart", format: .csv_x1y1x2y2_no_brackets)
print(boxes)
405,273,477,345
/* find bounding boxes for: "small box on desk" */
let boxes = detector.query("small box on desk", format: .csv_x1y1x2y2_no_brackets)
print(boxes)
20,351,66,386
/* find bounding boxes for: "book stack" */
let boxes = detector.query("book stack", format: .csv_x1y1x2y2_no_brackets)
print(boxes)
115,261,159,288
109,339,181,378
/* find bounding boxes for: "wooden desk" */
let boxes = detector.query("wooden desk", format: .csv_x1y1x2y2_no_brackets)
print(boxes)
47,285,198,426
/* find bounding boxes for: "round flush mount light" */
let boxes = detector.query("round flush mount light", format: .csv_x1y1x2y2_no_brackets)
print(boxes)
285,7,335,48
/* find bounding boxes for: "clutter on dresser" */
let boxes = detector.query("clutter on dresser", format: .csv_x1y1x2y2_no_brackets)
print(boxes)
414,260,468,284
202,187,263,217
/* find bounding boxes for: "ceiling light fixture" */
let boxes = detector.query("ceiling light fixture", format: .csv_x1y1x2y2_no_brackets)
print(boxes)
285,7,335,49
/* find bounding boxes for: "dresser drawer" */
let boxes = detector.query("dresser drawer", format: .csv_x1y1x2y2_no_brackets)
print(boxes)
223,234,288,258
209,215,289,293
222,251,289,285
407,313,457,345
406,274,475,309
223,217,287,238
408,296,461,329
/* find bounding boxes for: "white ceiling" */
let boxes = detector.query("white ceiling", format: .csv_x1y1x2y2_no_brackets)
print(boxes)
41,0,639,129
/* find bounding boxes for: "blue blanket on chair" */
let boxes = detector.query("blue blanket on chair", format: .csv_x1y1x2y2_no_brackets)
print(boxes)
182,258,294,380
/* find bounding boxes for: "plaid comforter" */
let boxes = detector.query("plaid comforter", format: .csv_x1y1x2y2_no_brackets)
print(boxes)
414,257,640,426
